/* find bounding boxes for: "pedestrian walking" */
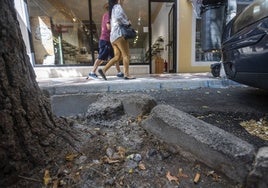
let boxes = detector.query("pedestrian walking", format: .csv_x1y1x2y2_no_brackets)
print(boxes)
98,0,135,80
87,2,124,79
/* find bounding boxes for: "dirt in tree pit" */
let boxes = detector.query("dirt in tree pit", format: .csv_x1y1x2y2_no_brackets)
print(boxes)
13,93,241,188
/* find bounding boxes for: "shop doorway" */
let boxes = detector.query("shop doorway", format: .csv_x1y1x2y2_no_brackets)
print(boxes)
149,0,176,74
168,4,176,72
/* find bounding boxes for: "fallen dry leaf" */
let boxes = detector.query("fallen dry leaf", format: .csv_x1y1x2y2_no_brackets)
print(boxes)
178,168,188,178
136,115,143,123
53,179,59,188
166,171,179,184
59,179,66,186
119,175,124,185
138,162,146,170
194,164,201,171
117,146,126,158
74,172,81,182
240,118,268,141
101,156,121,164
127,119,133,125
136,114,149,123
65,153,79,161
207,171,220,181
43,170,51,186
207,170,215,176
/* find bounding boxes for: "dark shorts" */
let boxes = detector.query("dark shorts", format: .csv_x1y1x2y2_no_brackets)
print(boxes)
97,40,114,60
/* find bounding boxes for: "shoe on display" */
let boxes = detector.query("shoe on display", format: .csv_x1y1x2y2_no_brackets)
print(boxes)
116,72,124,77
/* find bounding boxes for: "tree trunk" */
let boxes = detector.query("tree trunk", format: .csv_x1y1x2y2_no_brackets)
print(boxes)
0,0,77,185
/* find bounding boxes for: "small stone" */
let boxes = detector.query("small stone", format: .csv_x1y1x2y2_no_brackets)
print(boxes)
147,149,157,157
75,155,87,164
125,160,138,171
106,147,114,158
133,154,142,162
105,178,115,186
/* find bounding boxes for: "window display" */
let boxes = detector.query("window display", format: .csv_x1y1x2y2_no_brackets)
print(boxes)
195,18,221,62
27,0,149,66
27,0,94,65
195,1,253,62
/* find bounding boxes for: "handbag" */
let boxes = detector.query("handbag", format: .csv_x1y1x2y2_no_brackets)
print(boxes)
120,24,137,39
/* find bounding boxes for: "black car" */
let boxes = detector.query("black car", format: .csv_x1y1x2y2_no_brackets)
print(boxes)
221,0,268,89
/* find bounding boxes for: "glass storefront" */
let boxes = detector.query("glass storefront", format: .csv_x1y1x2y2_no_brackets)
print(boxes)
24,0,254,70
26,0,149,66
194,0,253,62
195,18,222,62
27,0,92,65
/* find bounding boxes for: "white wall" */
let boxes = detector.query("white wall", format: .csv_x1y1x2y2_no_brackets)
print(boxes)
15,0,35,64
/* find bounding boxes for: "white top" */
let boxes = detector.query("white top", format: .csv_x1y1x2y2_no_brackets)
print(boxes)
110,4,130,43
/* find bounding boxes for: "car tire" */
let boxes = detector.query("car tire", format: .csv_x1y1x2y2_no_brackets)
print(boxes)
210,62,221,77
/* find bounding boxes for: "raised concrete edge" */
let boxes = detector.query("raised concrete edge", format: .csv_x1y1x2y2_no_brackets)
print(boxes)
51,94,102,117
141,104,256,184
40,77,241,96
246,146,268,188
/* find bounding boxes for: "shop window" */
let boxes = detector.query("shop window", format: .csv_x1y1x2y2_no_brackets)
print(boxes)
191,0,220,62
91,0,149,64
27,0,94,66
27,0,149,66
195,18,221,62
194,1,252,62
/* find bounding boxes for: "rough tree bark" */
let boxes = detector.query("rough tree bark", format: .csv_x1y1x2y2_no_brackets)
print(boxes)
0,1,78,186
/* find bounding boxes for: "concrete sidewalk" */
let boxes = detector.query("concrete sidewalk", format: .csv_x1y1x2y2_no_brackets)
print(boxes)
37,73,241,95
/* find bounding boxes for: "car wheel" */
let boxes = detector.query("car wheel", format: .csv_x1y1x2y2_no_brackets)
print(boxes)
210,62,221,77
223,62,236,78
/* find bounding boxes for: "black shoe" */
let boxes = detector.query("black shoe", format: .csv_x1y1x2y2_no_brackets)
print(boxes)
98,69,107,80
116,72,124,78
124,76,136,80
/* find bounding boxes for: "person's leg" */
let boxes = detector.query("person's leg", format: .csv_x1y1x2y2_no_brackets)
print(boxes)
115,37,135,79
103,43,121,73
87,58,102,79
98,42,121,80
108,41,123,77
115,62,121,72
115,62,124,77
92,59,103,73
90,40,109,74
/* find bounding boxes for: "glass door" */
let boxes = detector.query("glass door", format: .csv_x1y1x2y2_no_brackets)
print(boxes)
149,0,176,74
168,4,176,72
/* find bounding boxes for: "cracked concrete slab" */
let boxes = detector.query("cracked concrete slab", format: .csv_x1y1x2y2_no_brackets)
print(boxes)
247,147,268,188
49,92,260,185
142,104,256,184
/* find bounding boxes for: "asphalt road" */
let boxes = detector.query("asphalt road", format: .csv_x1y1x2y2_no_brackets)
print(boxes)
135,86,268,148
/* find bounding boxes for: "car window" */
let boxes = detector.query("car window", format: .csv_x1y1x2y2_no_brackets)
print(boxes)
233,0,268,34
